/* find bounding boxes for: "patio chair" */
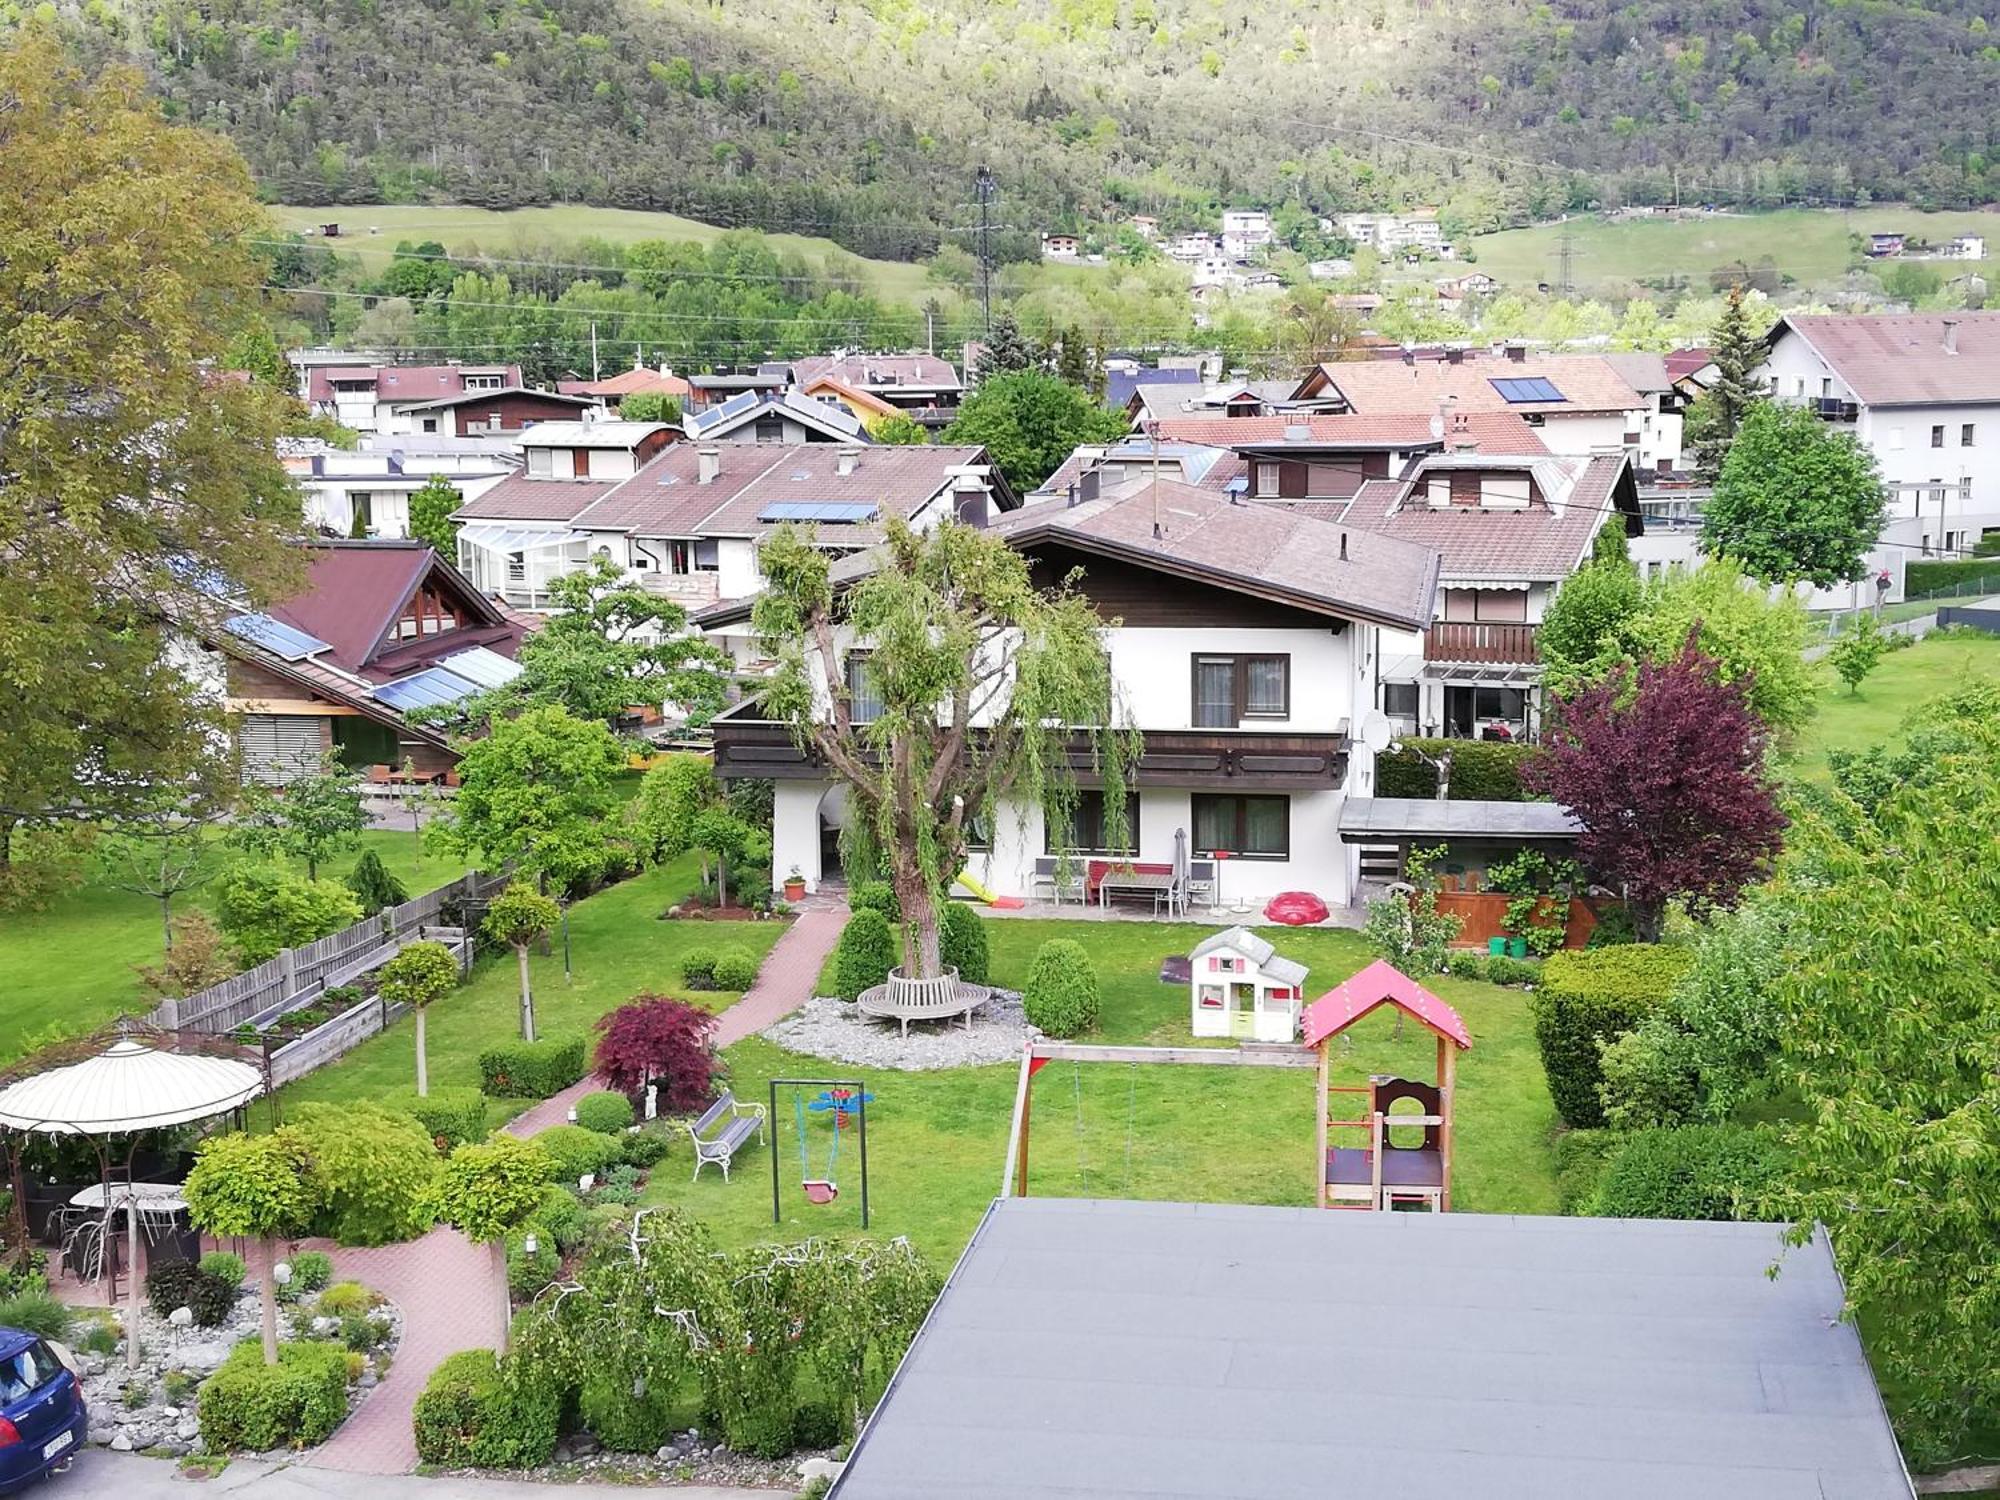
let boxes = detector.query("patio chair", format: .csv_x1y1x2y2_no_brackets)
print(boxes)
1184,860,1217,909
1030,857,1083,905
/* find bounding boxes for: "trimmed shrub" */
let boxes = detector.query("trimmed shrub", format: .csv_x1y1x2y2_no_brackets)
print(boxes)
384,1087,488,1150
832,908,899,1002
291,1102,441,1246
791,1400,848,1451
1905,558,2000,595
505,1223,559,1301
1023,938,1100,1038
197,1339,349,1452
1444,950,1485,981
530,1125,624,1185
573,1090,635,1134
578,1374,678,1453
679,947,721,990
711,947,760,991
346,849,408,916
287,1251,333,1295
1587,1125,1784,1221
198,1251,246,1289
1376,738,1536,802
619,1130,669,1169
1530,946,1694,1128
1553,1129,1621,1214
848,880,900,922
144,1261,236,1327
533,1186,587,1252
938,900,990,984
412,1349,561,1469
0,1291,69,1343
478,1034,587,1099
1482,953,1539,987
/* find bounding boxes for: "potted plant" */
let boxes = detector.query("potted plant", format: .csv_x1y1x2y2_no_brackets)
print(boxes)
782,866,807,902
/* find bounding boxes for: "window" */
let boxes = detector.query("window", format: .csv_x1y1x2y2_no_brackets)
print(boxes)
1383,682,1419,721
1255,461,1279,497
1794,378,1807,398
1443,590,1526,622
526,447,554,478
753,416,785,442
844,654,882,724
421,417,440,434
1478,475,1531,510
1932,424,1946,449
1191,654,1289,726
463,374,503,392
694,539,720,572
964,799,993,852
1963,423,1977,448
347,492,373,534
1821,378,1833,398
1444,684,1527,738
1045,790,1139,855
1192,794,1290,859
506,551,525,585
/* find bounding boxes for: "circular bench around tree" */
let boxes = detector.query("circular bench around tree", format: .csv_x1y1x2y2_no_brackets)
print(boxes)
855,966,992,1039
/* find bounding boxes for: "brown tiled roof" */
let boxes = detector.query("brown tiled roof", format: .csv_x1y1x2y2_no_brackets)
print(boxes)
453,473,621,522
1664,347,1714,381
791,353,962,391
264,540,515,673
1309,354,1645,416
557,368,694,400
394,387,597,414
1775,311,2000,406
1150,411,1549,453
306,363,521,403
1324,453,1635,583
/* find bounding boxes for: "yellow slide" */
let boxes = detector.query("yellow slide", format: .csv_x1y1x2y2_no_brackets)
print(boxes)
953,870,1024,908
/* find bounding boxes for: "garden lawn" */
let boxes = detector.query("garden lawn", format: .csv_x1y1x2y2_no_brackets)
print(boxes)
1784,629,2000,780
277,853,786,1130
646,918,1558,1266
0,829,463,1066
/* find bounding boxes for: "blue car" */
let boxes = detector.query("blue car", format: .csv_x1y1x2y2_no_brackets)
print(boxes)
0,1329,86,1495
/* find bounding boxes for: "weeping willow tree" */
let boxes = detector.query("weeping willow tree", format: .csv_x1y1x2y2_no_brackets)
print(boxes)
753,518,1140,978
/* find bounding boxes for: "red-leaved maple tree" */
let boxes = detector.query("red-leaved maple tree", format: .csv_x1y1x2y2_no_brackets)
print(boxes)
1525,635,1785,942
592,994,722,1113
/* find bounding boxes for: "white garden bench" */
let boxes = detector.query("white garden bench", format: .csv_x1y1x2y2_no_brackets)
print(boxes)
686,1090,765,1182
856,968,991,1039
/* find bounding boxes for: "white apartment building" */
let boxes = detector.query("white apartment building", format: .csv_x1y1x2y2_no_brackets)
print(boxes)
1337,213,1448,256
1221,210,1274,261
279,439,516,539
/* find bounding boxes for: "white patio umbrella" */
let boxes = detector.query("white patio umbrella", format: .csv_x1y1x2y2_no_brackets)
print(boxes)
0,1039,263,1368
1172,827,1190,918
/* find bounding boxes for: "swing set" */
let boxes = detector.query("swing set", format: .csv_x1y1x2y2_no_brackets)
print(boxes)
768,1076,871,1228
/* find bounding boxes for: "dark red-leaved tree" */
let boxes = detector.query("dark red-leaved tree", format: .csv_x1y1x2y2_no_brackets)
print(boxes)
1524,635,1785,942
592,994,722,1114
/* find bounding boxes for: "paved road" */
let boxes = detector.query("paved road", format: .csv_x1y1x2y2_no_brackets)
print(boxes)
58,1452,790,1498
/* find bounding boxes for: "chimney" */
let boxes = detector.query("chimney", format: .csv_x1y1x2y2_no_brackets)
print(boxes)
950,467,991,528
1944,319,1960,355
1505,342,1528,363
697,446,720,485
1339,532,1348,561
836,445,861,477
1078,468,1101,505
1445,346,1464,365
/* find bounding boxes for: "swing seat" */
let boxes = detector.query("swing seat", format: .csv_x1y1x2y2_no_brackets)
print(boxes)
802,1180,839,1205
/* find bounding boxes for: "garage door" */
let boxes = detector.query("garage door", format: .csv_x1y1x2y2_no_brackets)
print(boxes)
238,715,326,784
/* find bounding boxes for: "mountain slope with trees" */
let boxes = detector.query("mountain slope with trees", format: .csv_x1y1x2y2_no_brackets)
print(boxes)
30,0,2000,261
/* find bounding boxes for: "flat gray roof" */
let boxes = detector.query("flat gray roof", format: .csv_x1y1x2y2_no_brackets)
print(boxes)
831,1197,1911,1500
1338,795,1582,843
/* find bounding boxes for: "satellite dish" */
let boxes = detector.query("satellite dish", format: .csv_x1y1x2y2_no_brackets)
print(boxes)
1358,711,1396,753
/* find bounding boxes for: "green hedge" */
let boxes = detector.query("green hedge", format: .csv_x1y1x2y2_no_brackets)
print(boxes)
385,1088,488,1148
1023,938,1100,1038
1530,946,1694,1128
533,1185,587,1252
1905,559,2000,596
832,908,899,1001
573,1090,635,1134
478,1034,586,1099
412,1349,560,1470
619,1130,668,1168
1376,738,1538,801
939,900,991,984
197,1339,349,1452
1587,1125,1783,1220
530,1124,625,1185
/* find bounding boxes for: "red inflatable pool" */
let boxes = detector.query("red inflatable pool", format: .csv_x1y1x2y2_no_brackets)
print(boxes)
1263,891,1330,926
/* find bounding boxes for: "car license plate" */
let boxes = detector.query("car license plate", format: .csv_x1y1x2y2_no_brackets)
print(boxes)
42,1429,72,1460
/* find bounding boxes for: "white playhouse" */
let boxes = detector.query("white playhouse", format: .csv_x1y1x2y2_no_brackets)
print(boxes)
1188,927,1310,1042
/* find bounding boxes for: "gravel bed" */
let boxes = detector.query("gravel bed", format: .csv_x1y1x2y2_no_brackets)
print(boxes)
763,989,1041,1070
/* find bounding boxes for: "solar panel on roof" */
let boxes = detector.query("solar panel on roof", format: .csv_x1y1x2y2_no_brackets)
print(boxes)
1490,376,1565,403
438,647,522,690
758,501,879,524
223,613,331,661
373,667,485,713
688,390,762,434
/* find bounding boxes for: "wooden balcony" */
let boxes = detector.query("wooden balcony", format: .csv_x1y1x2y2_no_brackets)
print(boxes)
1424,621,1539,665
711,708,1347,790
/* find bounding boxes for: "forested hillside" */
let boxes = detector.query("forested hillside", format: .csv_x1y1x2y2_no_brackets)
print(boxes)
29,0,2000,261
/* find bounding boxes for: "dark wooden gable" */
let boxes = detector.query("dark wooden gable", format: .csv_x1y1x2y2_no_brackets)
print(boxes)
1021,541,1346,630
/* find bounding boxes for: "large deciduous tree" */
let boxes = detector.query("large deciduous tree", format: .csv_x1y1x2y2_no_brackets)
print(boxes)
1689,284,1765,479
1703,401,1886,588
0,32,301,864
429,705,625,891
942,370,1128,493
232,750,369,880
1526,637,1785,942
752,519,1136,978
407,475,464,555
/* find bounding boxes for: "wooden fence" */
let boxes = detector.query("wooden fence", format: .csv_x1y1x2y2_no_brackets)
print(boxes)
1436,891,1604,951
149,871,509,1035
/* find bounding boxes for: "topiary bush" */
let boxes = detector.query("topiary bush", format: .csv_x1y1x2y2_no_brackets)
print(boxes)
478,1034,587,1099
711,947,761,991
678,947,721,990
144,1261,236,1327
938,900,990,984
1482,953,1540,987
1376,738,1537,801
1530,945,1695,1128
848,880,900,922
1023,938,1100,1038
530,1125,625,1185
287,1251,333,1295
290,1102,441,1246
384,1087,488,1151
831,908,899,1001
1444,950,1486,981
533,1186,587,1253
412,1349,560,1470
619,1131,669,1169
197,1339,349,1452
578,1373,678,1453
505,1223,559,1301
1586,1125,1783,1221
198,1251,246,1289
573,1090,635,1134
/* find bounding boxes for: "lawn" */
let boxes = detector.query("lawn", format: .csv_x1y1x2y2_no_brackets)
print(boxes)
277,853,786,1130
0,827,463,1067
1466,206,1999,294
270,203,938,307
642,919,1558,1265
1783,629,2000,779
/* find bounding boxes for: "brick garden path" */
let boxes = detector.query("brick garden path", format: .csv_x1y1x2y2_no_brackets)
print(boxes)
301,907,845,1474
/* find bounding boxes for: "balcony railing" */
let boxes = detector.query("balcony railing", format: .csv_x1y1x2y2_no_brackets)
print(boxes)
1424,621,1539,665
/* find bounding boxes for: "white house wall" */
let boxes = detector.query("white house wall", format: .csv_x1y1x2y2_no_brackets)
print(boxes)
1108,627,1356,733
